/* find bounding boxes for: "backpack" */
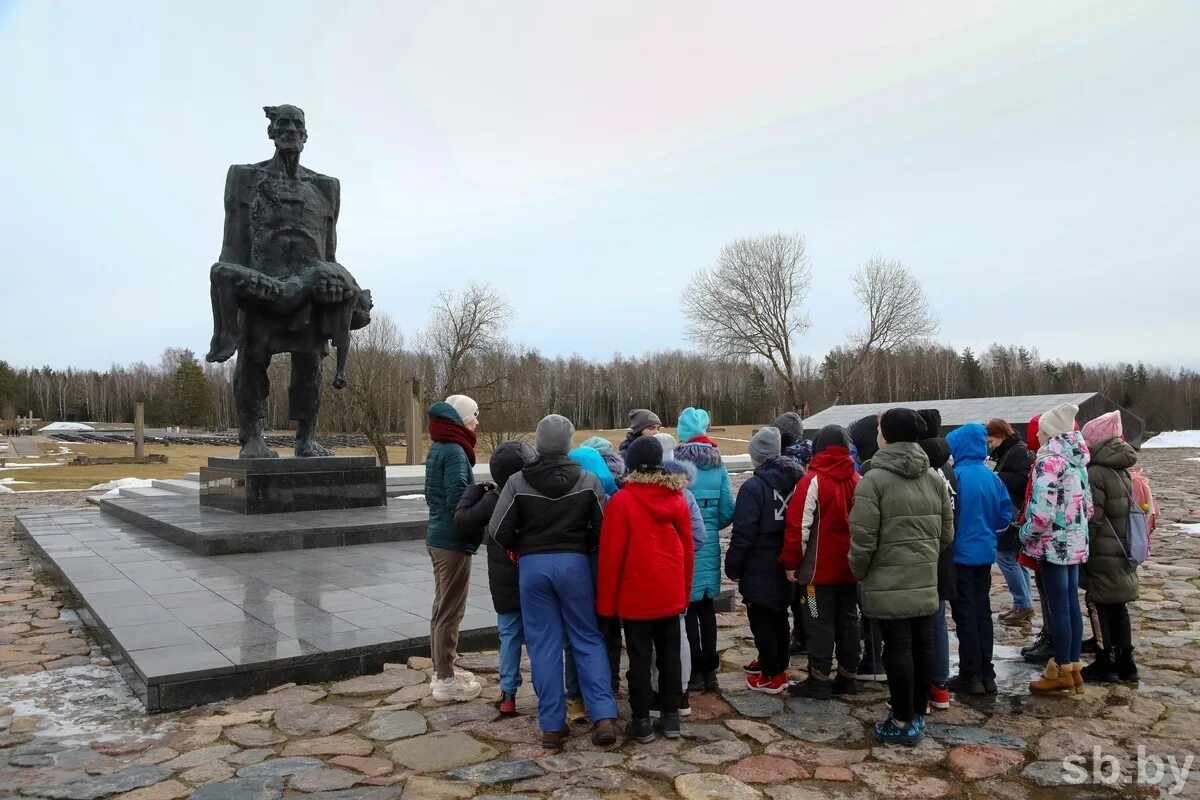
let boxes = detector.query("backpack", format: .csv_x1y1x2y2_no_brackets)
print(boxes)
1129,466,1159,537
1106,474,1151,568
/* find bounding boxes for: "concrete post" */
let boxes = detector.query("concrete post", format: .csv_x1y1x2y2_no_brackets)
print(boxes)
405,378,424,465
134,403,145,460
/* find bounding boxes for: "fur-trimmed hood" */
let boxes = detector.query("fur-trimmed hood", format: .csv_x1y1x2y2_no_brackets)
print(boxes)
675,441,724,470
662,457,697,487
623,469,690,491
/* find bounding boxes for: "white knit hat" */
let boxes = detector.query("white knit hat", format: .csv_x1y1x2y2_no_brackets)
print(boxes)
445,394,479,426
1037,403,1078,444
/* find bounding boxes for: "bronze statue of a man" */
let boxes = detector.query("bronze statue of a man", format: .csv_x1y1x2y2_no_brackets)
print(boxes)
207,105,372,458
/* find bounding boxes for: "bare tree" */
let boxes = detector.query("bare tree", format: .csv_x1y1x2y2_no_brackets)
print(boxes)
829,256,939,404
682,233,813,412
324,312,406,465
420,283,514,398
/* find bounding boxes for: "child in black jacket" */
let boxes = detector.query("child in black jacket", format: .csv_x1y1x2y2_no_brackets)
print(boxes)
455,440,535,714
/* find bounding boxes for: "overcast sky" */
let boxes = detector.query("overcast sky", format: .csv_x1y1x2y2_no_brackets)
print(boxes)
3,0,1197,372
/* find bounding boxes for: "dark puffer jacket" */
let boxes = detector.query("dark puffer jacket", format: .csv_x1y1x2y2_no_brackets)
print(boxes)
489,454,606,556
725,455,806,611
455,441,535,615
1081,437,1140,604
991,434,1033,552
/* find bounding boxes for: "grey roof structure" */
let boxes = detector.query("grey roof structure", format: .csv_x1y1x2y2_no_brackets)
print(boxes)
801,392,1146,444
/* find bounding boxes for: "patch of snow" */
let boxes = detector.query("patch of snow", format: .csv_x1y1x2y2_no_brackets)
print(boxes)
0,461,63,470
0,484,12,493
38,421,95,432
1174,523,1200,535
88,477,155,496
2,664,173,744
0,477,33,484
396,493,425,500
1142,430,1200,449
53,446,73,455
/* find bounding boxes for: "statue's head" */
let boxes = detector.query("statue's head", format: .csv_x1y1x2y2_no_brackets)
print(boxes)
264,105,307,154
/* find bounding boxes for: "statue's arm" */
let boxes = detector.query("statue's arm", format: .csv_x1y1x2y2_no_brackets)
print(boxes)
218,166,251,265
325,177,340,262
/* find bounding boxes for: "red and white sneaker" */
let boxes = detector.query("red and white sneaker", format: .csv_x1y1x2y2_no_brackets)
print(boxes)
750,672,789,695
743,659,762,675
929,684,951,710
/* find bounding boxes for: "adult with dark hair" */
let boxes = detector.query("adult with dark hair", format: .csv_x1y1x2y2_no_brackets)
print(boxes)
619,409,662,454
987,418,1036,626
916,409,957,710
1079,411,1140,682
491,414,618,749
425,395,483,703
850,408,954,746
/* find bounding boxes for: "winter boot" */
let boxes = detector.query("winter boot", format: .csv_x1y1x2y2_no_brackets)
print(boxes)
1070,661,1085,695
1080,648,1119,683
1029,659,1074,695
1022,630,1054,664
1114,647,1140,682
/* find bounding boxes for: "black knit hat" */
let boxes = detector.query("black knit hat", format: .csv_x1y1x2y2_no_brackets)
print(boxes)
848,415,880,462
917,409,942,440
813,424,851,456
880,408,927,444
626,436,664,473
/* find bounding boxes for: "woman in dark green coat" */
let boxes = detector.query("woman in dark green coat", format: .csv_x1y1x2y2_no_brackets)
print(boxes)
1079,411,1139,683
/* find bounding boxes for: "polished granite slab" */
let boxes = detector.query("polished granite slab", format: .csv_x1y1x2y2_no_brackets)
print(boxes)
200,456,385,514
100,494,425,555
16,508,496,712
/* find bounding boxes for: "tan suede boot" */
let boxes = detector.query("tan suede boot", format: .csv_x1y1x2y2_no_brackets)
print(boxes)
1070,661,1085,695
1029,659,1074,695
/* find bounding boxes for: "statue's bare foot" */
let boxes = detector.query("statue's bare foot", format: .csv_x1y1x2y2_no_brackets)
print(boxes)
206,333,239,363
296,436,334,458
239,438,278,459
333,372,348,390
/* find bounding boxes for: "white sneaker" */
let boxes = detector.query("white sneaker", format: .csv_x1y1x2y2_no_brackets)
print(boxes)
432,674,482,703
454,667,476,682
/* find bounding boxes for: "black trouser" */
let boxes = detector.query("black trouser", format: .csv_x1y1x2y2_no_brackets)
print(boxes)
879,614,935,723
805,585,861,679
1034,569,1053,643
746,603,790,676
861,616,884,669
790,587,807,646
951,564,995,681
624,617,682,720
685,598,718,673
599,615,624,692
1094,602,1132,651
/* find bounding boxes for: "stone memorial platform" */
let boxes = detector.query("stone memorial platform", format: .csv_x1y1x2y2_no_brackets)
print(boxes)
16,507,497,712
200,455,386,514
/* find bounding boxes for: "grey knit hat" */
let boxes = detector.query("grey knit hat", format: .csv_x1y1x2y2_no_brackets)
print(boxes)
628,408,662,435
771,412,804,449
749,426,781,466
535,414,575,455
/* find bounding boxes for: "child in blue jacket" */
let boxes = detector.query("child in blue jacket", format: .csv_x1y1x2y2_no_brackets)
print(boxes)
946,423,1012,695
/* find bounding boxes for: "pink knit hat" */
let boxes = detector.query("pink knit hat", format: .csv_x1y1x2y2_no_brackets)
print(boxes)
1082,410,1123,447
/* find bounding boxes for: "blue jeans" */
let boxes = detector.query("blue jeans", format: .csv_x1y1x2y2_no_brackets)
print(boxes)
1041,562,1083,665
519,553,618,732
931,601,950,686
996,550,1032,610
496,611,524,695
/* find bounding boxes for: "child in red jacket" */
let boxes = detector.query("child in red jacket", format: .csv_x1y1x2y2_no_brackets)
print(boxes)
597,437,694,744
779,425,862,698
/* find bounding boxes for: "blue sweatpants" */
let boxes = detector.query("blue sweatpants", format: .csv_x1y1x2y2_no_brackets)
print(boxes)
519,553,618,732
496,611,524,695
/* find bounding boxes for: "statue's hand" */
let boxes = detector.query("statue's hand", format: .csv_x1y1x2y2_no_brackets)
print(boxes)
314,274,351,304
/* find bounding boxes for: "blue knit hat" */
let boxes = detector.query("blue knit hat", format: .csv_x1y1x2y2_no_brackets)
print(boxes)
580,436,613,454
677,407,710,443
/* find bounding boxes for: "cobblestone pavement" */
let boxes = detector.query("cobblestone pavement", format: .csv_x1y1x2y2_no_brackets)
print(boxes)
2,450,1199,799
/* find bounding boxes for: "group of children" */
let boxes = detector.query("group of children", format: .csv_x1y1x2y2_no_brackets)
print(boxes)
424,396,1146,749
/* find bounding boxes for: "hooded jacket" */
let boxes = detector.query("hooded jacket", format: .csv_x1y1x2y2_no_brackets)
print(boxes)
992,433,1034,552
674,440,736,601
569,445,619,497
779,445,860,586
1081,437,1140,603
726,455,806,610
489,454,606,557
919,436,958,601
1019,431,1093,566
425,402,476,553
455,441,534,614
663,458,707,552
946,424,1012,567
848,442,954,620
848,415,880,472
596,470,695,620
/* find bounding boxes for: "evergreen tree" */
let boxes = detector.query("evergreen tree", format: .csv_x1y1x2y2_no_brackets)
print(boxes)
170,350,212,428
960,348,985,395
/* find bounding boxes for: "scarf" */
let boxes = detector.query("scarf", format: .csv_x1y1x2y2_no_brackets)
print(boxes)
429,416,477,466
684,434,719,447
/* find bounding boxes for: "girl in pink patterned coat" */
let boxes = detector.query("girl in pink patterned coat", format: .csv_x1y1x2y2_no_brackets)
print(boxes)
1019,403,1094,695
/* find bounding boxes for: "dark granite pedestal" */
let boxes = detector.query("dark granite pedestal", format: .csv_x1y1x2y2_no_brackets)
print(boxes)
200,456,385,514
